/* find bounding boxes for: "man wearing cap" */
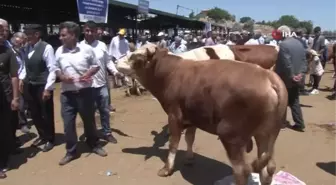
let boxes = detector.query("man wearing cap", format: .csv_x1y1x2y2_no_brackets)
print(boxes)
0,20,20,178
157,32,167,49
20,24,56,152
80,21,119,144
108,28,129,87
108,28,129,62
275,25,307,132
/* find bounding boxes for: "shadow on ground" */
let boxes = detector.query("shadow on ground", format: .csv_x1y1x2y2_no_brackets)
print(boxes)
122,147,232,185
316,162,336,176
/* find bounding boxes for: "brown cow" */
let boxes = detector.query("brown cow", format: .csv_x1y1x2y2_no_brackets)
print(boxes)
118,46,288,185
227,45,279,69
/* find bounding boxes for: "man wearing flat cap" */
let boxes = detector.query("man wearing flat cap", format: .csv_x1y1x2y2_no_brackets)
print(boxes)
20,24,56,151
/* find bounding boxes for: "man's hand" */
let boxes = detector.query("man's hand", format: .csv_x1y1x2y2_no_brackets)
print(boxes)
42,90,51,101
292,73,303,82
78,74,93,83
11,98,19,111
114,72,124,78
60,75,74,83
19,80,24,93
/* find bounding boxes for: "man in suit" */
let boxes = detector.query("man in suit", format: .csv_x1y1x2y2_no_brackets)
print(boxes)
275,26,307,132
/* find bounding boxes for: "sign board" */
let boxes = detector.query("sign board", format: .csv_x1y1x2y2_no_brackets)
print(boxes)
138,0,149,14
77,0,109,23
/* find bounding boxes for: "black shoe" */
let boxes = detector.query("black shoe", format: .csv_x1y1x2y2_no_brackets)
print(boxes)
15,139,23,148
300,91,309,96
11,148,24,155
291,125,305,132
92,147,107,157
59,153,78,166
32,138,47,147
105,135,117,144
42,142,54,152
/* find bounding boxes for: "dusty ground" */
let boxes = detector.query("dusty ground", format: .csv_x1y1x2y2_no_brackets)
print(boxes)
1,65,336,185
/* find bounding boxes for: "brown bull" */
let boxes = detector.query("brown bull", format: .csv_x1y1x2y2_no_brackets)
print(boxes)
119,47,288,185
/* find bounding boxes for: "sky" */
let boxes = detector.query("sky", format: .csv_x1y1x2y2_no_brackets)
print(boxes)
121,0,336,30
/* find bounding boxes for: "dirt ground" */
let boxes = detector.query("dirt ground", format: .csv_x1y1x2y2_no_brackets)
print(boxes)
1,64,336,185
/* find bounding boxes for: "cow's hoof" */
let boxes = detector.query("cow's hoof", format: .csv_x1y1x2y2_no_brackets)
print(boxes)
184,157,195,166
135,88,141,96
125,90,131,97
157,167,172,177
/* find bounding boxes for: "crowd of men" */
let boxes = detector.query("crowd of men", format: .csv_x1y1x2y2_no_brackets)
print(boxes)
0,16,335,179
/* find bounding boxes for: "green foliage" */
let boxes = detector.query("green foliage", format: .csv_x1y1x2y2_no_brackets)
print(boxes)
243,20,254,33
240,16,252,23
256,15,315,34
207,7,232,22
189,12,195,19
231,22,242,32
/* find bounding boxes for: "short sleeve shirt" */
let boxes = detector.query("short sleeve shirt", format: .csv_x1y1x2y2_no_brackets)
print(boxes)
0,45,18,101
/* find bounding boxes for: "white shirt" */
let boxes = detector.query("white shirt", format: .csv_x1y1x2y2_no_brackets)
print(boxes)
54,43,99,92
80,40,119,88
108,35,130,61
325,39,330,45
310,55,324,76
244,39,260,45
20,41,57,90
268,40,278,46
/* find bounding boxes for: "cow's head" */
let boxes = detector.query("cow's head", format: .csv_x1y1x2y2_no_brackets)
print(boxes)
116,42,157,78
116,42,158,78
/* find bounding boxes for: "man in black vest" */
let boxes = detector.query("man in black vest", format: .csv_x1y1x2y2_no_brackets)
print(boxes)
20,24,56,152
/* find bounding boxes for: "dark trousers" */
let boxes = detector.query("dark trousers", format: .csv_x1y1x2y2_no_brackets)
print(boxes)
18,93,28,126
0,96,14,169
312,75,322,89
61,88,98,154
299,74,306,91
287,86,305,127
25,83,55,142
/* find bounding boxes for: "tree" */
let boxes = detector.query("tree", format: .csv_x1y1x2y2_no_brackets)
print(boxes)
277,15,300,28
207,7,232,22
243,20,254,33
189,12,195,19
298,20,313,34
240,16,252,23
231,22,243,32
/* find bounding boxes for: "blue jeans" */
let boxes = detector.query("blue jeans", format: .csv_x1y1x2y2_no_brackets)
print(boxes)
61,88,98,154
94,86,111,136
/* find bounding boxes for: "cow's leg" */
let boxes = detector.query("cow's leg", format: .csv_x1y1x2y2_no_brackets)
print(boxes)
253,133,277,185
157,115,182,177
220,138,251,185
184,126,196,165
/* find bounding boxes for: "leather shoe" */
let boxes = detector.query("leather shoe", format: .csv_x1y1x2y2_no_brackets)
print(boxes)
42,142,54,152
92,147,107,157
59,153,78,166
291,125,305,132
32,138,47,147
105,135,117,144
0,171,6,179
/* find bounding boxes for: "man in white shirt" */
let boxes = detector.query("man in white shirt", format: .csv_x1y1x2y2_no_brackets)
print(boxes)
81,21,119,144
108,28,129,87
20,24,56,152
108,28,129,62
169,36,187,54
54,21,107,166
